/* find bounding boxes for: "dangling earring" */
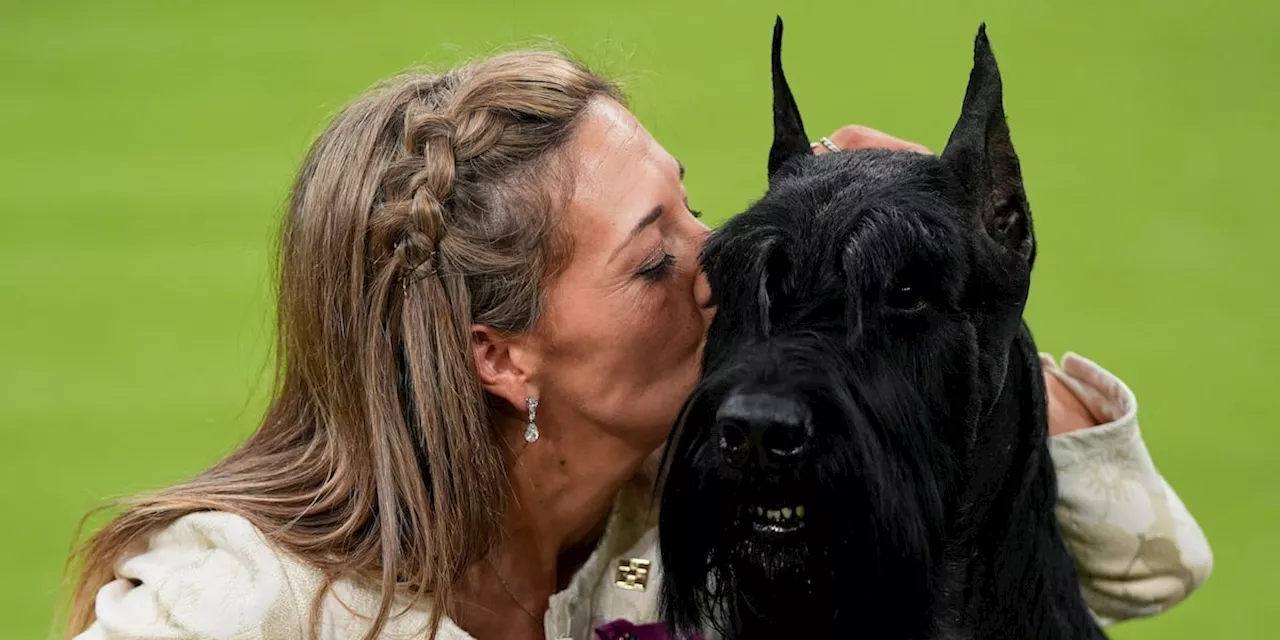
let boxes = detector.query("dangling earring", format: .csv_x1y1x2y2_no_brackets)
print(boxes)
524,397,539,443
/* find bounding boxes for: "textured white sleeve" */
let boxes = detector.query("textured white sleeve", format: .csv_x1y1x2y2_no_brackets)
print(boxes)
1043,352,1213,627
75,511,303,640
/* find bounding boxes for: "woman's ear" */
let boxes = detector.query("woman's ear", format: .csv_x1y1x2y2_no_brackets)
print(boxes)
471,324,538,413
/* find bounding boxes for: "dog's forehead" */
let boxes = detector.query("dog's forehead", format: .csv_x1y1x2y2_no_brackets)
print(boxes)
755,151,971,256
820,149,946,186
791,151,959,211
704,148,977,317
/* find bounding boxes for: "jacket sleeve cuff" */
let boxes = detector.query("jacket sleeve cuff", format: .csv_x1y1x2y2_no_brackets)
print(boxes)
1041,352,1214,626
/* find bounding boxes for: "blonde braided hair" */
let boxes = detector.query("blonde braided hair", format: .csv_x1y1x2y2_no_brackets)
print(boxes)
69,51,622,639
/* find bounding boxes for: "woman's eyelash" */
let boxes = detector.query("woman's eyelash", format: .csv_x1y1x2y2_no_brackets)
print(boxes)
638,253,677,281
689,208,702,218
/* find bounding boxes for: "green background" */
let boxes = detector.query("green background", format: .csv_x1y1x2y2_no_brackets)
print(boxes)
2,0,1274,637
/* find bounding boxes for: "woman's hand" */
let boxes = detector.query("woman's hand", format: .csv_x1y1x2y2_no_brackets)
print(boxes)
1045,372,1101,436
811,125,932,156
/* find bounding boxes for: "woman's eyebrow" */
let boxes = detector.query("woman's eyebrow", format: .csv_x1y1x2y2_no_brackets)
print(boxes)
630,205,665,239
609,204,666,264
607,160,685,264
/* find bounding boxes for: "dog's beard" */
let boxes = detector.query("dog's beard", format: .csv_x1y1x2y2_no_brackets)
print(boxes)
726,528,818,584
660,417,833,637
708,505,836,638
660,380,951,639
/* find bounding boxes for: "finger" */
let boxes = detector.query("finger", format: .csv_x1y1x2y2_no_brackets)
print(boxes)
1043,372,1100,435
830,125,933,155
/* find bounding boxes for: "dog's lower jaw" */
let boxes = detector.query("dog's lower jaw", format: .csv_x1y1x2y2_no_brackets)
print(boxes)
706,536,832,637
711,532,941,640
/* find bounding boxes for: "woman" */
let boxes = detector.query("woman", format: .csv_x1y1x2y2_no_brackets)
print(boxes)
69,50,1211,639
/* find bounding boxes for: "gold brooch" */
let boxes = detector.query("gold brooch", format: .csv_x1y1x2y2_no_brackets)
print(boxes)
613,558,651,591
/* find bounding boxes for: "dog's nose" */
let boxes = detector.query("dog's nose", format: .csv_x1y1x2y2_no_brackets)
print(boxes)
716,392,813,468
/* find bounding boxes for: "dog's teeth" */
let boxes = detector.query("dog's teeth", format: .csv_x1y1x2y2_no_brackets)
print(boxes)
781,507,792,519
767,509,781,521
796,505,806,518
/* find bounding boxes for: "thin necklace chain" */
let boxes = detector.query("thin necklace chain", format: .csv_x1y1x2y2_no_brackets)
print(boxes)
488,558,540,624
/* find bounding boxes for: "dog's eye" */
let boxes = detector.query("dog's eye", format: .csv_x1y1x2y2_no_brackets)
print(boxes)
886,283,927,312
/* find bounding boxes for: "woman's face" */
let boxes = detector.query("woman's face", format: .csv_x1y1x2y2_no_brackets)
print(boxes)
530,97,713,454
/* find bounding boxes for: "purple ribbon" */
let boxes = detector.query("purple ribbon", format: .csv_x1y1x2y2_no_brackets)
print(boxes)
593,619,703,640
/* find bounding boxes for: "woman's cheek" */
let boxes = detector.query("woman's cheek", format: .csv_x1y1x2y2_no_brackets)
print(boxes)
626,283,676,342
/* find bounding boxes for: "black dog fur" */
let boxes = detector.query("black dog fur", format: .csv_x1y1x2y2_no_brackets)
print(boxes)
656,19,1107,640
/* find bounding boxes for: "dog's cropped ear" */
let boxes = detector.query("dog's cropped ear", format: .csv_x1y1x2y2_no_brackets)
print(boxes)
769,17,811,180
941,25,1034,262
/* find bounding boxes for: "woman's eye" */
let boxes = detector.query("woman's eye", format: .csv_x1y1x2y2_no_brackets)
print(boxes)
886,282,927,312
638,253,677,282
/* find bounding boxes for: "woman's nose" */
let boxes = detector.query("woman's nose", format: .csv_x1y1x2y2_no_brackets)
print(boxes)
687,224,715,315
694,268,713,311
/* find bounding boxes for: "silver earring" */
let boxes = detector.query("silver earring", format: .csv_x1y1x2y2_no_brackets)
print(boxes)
524,397,539,443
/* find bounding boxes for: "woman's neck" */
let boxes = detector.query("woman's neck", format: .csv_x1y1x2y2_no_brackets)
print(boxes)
509,418,647,552
452,414,651,638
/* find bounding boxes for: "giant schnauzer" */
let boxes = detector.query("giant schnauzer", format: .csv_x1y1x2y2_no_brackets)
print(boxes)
657,19,1107,640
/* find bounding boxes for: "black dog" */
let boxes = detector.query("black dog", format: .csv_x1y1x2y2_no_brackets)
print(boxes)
657,19,1106,640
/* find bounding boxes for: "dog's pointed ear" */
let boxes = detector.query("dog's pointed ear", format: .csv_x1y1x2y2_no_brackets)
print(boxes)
941,25,1033,261
769,17,811,179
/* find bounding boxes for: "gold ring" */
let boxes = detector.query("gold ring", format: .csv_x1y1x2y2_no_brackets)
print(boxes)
819,137,842,153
